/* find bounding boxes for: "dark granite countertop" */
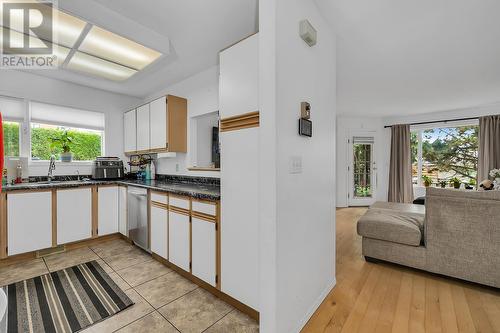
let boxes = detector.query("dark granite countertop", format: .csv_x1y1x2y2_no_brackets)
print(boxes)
2,179,220,201
119,179,220,201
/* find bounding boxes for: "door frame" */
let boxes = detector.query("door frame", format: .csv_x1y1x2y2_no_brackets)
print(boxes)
347,130,377,207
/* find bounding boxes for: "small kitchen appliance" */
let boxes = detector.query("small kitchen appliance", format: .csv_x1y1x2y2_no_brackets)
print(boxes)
91,157,124,180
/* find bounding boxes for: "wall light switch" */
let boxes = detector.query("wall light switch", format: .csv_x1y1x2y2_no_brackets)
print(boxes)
289,156,302,174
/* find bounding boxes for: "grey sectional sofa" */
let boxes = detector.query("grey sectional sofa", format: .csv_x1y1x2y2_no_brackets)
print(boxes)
357,187,500,288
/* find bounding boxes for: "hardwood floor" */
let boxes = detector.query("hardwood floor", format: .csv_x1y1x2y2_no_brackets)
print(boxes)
302,208,500,333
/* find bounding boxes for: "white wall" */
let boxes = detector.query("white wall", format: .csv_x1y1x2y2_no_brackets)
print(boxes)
336,102,500,206
259,0,337,332
142,66,221,178
0,70,141,177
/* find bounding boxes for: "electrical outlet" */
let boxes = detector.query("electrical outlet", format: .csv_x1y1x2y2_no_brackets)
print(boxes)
289,156,302,174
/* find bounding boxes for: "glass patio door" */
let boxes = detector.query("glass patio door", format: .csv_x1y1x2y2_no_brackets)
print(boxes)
349,136,376,206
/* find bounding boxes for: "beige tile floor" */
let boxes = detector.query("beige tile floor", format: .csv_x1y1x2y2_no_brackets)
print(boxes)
0,239,259,333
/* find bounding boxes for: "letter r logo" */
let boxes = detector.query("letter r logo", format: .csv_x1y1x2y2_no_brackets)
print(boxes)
2,2,53,55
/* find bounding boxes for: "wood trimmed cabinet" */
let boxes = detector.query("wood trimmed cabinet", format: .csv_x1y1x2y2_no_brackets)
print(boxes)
149,192,220,289
57,188,92,244
124,95,187,155
219,33,260,310
6,191,53,256
1,185,125,258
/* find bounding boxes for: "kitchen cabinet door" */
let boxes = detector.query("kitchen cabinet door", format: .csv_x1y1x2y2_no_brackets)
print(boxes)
7,191,52,256
168,210,190,272
98,186,119,236
220,128,259,309
118,186,127,236
192,217,216,286
219,34,259,119
57,188,92,244
151,205,168,259
150,97,167,151
124,109,137,152
136,104,150,151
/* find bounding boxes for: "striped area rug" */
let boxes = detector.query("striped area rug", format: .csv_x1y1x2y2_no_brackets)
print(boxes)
3,260,134,333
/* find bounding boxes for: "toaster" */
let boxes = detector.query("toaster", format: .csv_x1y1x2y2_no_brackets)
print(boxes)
92,157,124,180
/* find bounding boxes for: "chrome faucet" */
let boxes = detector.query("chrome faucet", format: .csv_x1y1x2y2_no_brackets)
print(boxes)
48,155,56,182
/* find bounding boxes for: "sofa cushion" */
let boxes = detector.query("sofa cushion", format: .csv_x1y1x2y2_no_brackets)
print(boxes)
357,207,424,246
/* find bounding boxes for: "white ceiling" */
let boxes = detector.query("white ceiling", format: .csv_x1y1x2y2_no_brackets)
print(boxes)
21,0,258,98
316,0,500,117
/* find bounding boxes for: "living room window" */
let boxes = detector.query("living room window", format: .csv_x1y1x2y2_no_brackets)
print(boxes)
411,122,479,187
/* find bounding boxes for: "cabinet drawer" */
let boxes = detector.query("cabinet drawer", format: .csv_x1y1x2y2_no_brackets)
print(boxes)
192,200,217,217
169,196,190,210
151,192,168,205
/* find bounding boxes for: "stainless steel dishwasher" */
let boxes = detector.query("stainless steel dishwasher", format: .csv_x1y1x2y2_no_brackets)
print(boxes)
127,186,150,252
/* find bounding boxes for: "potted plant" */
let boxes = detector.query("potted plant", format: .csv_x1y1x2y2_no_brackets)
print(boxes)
439,180,447,188
450,177,461,189
50,131,73,162
465,178,476,190
422,175,432,187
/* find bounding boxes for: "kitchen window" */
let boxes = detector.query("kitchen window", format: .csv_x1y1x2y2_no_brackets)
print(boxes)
411,122,479,187
2,121,21,157
30,102,105,162
30,123,103,161
1,95,24,158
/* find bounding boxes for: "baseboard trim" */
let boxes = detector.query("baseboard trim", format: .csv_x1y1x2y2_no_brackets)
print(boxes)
0,233,122,267
151,253,260,321
293,277,336,333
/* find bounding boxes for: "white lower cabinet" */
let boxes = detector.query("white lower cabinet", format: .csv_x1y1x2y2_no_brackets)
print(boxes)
151,205,168,259
98,186,119,236
57,188,92,244
119,186,127,236
7,191,52,256
168,210,190,272
192,217,216,286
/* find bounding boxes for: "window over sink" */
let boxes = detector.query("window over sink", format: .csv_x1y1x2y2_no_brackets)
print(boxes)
29,102,105,162
30,123,103,161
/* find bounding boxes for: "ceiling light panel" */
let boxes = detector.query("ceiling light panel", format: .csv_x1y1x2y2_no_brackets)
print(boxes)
0,1,86,47
0,27,70,65
79,26,162,70
67,51,137,81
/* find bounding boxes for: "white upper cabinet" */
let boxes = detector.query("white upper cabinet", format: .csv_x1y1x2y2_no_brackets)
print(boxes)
57,188,92,244
7,192,52,256
124,109,137,153
136,104,150,151
219,34,259,119
98,186,119,236
123,95,186,154
150,97,167,150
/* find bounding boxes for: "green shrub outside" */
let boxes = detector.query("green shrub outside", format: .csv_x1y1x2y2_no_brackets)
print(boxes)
31,127,101,161
2,122,20,157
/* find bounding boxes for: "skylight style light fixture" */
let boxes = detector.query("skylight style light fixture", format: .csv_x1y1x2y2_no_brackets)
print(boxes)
67,51,137,81
0,0,162,81
79,26,162,70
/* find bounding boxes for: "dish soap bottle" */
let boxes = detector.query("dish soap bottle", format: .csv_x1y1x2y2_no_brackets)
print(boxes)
150,161,156,180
